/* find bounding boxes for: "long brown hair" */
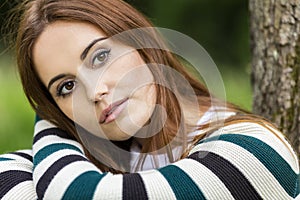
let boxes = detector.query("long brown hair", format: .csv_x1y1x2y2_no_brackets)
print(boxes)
11,0,250,172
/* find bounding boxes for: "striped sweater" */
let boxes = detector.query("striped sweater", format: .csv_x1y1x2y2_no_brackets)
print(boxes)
0,119,299,200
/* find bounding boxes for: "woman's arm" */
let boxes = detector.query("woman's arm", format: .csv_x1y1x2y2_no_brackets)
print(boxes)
0,150,37,200
33,119,300,200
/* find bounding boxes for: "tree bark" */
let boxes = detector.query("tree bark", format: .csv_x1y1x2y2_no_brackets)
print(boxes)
249,0,300,155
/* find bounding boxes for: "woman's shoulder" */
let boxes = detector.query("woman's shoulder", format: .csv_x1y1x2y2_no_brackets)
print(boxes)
188,121,300,199
201,121,298,169
194,107,298,171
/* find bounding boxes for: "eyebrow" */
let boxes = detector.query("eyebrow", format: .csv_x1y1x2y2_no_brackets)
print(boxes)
80,37,108,60
47,73,67,91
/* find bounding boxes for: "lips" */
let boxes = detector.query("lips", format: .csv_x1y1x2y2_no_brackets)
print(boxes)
99,98,128,124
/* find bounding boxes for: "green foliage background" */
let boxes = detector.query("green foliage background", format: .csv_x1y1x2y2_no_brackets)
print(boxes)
0,0,251,153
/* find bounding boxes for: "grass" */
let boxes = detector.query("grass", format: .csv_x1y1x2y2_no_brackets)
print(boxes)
0,55,35,153
0,56,252,154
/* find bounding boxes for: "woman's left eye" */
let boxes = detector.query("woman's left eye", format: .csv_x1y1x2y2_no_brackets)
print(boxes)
92,49,111,67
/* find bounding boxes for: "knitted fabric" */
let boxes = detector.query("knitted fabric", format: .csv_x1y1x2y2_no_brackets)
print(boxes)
0,119,299,199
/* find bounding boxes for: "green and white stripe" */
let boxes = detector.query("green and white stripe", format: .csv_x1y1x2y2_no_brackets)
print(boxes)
0,119,299,199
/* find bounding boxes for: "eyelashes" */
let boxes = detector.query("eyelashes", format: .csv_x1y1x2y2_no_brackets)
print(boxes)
56,79,77,97
91,48,111,68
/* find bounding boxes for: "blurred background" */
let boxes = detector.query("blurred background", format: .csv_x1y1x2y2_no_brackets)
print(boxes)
0,0,251,153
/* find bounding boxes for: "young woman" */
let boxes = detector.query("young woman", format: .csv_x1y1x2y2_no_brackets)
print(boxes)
0,0,299,199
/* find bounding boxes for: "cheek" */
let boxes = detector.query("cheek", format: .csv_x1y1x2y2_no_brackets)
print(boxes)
128,84,157,124
58,96,103,136
56,100,75,121
109,51,148,81
55,85,94,123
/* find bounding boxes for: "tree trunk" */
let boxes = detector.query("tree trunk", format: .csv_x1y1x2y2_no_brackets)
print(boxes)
249,0,300,155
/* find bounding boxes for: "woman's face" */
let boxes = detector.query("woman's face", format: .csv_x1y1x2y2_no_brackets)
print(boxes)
33,21,157,141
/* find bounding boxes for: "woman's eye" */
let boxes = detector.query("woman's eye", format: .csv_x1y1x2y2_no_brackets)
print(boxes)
57,80,76,97
92,49,111,67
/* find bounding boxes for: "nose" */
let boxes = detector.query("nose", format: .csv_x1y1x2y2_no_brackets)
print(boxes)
78,68,109,103
92,83,109,103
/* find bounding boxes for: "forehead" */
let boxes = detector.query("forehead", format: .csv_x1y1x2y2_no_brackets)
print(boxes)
33,21,106,84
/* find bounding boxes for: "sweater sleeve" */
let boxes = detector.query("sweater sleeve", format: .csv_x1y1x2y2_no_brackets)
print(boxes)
0,150,37,200
33,119,300,200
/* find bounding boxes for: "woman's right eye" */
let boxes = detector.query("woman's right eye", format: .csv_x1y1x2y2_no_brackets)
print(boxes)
57,80,77,97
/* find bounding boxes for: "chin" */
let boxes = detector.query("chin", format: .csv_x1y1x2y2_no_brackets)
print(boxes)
107,135,132,141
